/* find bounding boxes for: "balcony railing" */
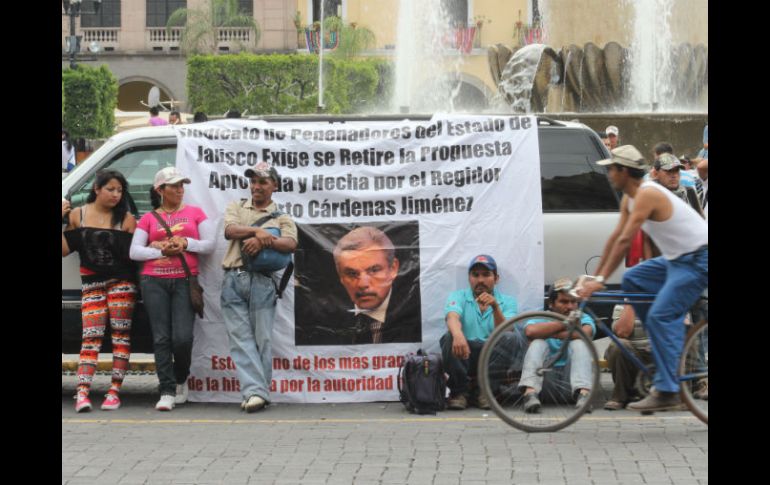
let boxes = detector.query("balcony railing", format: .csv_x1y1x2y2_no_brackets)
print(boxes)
147,27,182,50
218,27,251,43
82,28,119,45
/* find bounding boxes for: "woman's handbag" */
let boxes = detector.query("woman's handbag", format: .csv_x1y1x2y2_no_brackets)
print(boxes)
151,212,204,318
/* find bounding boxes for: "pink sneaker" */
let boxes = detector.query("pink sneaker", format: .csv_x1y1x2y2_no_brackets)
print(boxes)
75,393,92,413
101,394,121,411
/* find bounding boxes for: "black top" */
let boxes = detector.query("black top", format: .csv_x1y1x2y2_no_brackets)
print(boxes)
64,228,137,283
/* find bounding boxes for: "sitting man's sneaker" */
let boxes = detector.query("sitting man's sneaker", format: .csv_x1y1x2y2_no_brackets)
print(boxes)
101,394,121,411
575,391,592,413
474,392,491,410
175,382,189,404
603,399,626,411
244,395,266,413
75,392,92,413
692,378,708,400
447,394,469,410
522,392,541,414
155,394,176,411
627,390,681,412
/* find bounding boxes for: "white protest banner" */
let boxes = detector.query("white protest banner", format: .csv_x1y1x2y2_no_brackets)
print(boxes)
173,114,543,403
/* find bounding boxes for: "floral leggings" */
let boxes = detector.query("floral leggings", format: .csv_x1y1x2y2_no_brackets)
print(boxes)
77,279,137,397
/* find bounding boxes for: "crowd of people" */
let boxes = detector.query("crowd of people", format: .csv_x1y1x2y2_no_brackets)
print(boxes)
61,122,708,415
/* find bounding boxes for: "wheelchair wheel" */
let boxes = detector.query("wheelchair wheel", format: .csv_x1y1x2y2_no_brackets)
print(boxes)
478,311,600,433
679,320,708,425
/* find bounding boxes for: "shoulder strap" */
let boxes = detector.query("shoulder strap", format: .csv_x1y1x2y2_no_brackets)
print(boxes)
275,261,294,299
78,206,85,228
150,211,193,278
252,211,285,228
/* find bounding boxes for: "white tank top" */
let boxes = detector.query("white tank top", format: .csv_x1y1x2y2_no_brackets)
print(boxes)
628,182,708,260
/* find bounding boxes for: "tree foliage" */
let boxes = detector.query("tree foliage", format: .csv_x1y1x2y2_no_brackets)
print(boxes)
187,54,394,115
167,0,260,55
62,65,118,139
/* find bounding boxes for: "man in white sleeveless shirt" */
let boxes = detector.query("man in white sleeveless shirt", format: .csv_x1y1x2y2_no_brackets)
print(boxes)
577,145,708,413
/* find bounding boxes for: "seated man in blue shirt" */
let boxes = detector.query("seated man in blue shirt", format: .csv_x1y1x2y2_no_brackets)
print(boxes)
441,255,523,410
520,278,597,413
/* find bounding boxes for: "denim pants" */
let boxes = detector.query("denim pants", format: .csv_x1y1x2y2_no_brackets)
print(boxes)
519,339,594,401
141,276,195,395
440,322,528,397
221,270,276,402
621,248,708,393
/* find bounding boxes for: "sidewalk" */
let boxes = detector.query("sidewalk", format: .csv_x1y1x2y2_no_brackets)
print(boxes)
62,372,707,485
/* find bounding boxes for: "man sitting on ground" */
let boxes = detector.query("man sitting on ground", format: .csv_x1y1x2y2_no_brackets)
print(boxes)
441,255,524,410
519,278,596,413
604,305,653,410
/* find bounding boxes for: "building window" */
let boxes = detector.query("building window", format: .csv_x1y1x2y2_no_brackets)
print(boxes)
443,0,469,28
146,0,187,27
312,0,342,22
238,0,253,16
529,0,541,25
81,0,121,28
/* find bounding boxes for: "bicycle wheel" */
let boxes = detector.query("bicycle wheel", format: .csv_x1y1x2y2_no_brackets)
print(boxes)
478,311,600,433
679,320,708,425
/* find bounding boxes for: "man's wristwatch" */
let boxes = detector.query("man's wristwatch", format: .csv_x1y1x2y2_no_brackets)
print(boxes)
593,275,605,284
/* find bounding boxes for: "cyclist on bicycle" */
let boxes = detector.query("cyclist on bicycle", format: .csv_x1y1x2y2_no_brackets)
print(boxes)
577,145,708,413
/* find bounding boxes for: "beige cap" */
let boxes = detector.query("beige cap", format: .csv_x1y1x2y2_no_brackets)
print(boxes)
605,125,619,137
153,166,191,189
597,145,648,169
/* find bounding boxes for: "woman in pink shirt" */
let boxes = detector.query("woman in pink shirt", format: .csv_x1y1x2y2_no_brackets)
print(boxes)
130,167,215,411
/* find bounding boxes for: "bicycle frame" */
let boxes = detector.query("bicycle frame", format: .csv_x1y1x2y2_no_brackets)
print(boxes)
544,292,655,375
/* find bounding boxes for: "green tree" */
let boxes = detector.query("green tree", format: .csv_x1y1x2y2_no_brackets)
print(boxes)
166,0,260,55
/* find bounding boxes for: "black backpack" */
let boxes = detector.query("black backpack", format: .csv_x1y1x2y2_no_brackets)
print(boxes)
398,349,447,415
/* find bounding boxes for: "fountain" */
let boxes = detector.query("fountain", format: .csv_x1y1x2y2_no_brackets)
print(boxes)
490,0,707,114
389,0,707,154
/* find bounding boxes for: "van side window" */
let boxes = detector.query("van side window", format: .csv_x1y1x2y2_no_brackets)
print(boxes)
539,130,619,212
69,145,177,217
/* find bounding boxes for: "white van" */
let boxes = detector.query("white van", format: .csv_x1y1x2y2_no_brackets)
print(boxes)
62,116,620,352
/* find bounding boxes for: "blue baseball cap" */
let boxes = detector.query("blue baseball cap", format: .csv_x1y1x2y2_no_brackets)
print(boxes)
468,254,497,272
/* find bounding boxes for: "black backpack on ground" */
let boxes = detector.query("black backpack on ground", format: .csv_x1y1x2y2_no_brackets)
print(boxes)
398,349,447,415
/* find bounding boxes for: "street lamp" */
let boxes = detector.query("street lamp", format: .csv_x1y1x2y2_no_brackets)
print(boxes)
62,0,102,69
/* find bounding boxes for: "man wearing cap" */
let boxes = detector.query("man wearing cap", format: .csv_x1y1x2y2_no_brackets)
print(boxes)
605,125,620,150
650,142,701,192
442,255,524,410
578,145,708,413
519,278,596,413
220,162,297,413
651,153,703,217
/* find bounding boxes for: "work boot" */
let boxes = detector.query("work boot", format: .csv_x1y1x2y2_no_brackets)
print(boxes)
474,392,491,410
627,390,682,413
447,394,468,410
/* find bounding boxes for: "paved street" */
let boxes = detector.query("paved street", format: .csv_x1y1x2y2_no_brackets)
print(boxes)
62,372,707,485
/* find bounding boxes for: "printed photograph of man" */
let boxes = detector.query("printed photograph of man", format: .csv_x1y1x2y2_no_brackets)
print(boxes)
294,223,422,346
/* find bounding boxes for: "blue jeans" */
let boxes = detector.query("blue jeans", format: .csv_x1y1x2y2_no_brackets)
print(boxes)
221,270,276,402
140,276,195,395
440,322,528,396
622,248,708,392
519,339,594,400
